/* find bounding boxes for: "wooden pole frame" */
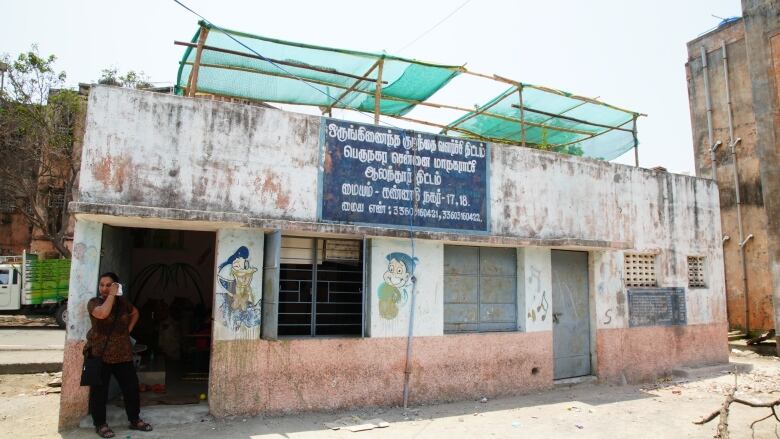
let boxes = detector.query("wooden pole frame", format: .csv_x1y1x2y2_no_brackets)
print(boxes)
324,60,381,116
186,27,210,97
511,104,635,133
374,58,384,125
175,40,387,85
518,85,526,148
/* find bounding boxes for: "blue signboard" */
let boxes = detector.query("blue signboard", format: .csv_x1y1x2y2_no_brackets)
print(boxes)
319,118,489,232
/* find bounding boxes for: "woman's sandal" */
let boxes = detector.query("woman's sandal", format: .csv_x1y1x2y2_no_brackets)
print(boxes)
95,424,115,438
128,419,153,432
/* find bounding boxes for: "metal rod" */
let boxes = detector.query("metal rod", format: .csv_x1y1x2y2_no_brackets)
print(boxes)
518,85,526,148
175,40,387,84
701,46,717,181
187,27,210,97
374,58,384,125
311,238,318,337
722,40,750,335
402,139,420,410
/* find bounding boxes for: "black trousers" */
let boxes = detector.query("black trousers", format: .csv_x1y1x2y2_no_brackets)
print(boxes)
88,361,140,427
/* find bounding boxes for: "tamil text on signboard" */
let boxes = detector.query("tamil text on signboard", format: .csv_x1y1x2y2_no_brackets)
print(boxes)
320,119,489,232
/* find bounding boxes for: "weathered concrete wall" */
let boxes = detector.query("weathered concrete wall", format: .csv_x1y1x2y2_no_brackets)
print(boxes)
518,247,553,332
369,237,443,337
686,12,777,333
77,87,723,292
597,322,729,383
742,0,780,344
208,331,552,417
0,212,31,255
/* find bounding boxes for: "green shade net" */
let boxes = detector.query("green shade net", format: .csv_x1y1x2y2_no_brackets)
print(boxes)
176,21,462,116
446,85,639,160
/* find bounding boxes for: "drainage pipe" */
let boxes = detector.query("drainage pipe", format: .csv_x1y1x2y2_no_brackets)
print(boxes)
722,40,751,335
701,46,719,181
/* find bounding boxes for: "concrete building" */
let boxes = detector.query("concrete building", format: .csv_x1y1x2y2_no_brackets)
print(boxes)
685,0,780,341
58,86,727,428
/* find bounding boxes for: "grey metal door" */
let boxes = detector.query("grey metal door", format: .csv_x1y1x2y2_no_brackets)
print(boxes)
443,246,516,333
552,250,591,379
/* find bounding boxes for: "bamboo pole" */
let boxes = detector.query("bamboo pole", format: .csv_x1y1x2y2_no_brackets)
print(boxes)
462,68,645,116
387,114,506,144
374,58,384,125
175,41,387,84
180,60,619,138
324,61,380,115
518,85,526,148
187,27,210,97
552,118,635,149
633,115,639,167
441,86,518,133
511,104,634,133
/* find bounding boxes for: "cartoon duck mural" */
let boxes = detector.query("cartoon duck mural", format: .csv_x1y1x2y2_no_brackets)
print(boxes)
217,246,262,329
377,252,418,320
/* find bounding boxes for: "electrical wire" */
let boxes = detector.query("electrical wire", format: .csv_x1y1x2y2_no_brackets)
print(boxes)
172,0,407,130
396,0,473,53
172,0,422,408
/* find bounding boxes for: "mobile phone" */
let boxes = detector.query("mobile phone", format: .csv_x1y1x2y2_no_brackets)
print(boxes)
114,283,123,296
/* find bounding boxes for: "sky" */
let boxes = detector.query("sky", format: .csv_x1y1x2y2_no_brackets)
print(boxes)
2,0,742,173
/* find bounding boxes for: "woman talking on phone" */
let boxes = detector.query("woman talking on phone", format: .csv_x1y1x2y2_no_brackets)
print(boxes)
85,272,152,438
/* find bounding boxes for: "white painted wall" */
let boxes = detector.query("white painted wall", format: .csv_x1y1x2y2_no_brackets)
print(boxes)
369,237,443,337
77,87,726,331
518,247,553,333
213,228,265,341
66,220,103,340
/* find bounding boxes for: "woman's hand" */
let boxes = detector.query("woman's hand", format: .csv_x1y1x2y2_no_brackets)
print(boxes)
108,283,120,296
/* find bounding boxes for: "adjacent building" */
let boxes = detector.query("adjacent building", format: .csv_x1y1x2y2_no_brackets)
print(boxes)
685,0,780,341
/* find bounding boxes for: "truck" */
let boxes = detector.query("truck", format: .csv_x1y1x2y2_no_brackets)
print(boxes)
0,252,70,328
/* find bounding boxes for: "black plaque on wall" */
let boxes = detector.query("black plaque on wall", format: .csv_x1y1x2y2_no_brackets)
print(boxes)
627,287,686,327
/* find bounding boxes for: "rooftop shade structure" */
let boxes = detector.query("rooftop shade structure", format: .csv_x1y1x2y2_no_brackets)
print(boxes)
445,85,639,160
175,21,463,116
175,21,642,161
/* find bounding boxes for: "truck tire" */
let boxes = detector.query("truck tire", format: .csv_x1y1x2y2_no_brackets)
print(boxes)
55,302,67,329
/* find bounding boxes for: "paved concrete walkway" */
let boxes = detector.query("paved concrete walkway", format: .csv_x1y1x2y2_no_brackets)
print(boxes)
0,329,65,373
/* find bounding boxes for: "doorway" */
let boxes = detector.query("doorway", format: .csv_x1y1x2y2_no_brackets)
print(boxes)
98,225,216,405
551,250,592,380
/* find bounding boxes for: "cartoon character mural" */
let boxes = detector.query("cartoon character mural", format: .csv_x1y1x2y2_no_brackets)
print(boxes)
217,246,262,330
377,252,418,320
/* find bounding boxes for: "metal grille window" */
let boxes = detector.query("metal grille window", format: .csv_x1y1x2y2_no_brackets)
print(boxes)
0,196,15,213
443,245,517,333
624,253,658,287
687,256,707,288
278,237,363,337
48,189,65,208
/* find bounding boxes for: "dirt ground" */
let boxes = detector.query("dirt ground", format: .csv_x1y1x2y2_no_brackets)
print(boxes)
2,354,780,439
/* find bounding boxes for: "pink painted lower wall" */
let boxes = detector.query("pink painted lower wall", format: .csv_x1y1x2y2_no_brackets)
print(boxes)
596,322,729,384
209,331,553,417
59,340,89,429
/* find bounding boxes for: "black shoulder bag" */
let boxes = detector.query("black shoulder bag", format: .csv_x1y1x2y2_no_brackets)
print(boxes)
80,299,122,386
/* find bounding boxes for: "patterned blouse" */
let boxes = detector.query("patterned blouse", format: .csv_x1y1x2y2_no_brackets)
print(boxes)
85,296,134,364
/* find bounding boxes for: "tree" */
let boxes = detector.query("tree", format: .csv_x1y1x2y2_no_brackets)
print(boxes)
0,45,83,258
98,67,153,89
